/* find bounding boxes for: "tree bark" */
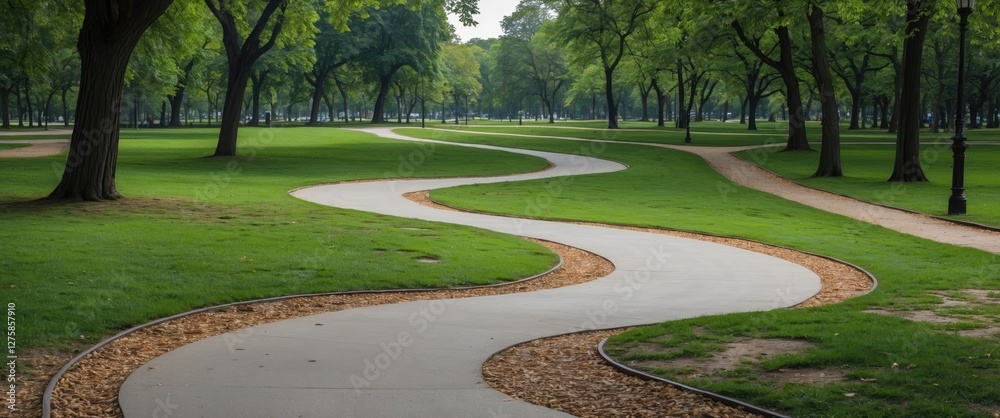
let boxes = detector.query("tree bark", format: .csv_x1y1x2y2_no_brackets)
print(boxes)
604,67,619,129
676,59,685,129
0,85,10,128
732,20,810,150
889,0,931,182
49,0,172,201
807,4,842,177
652,78,665,127
207,0,286,156
371,71,396,124
168,57,196,127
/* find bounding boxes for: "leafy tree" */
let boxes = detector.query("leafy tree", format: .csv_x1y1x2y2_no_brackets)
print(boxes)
729,2,812,151
440,43,483,123
889,0,934,182
806,2,842,177
549,0,654,129
350,0,449,124
48,0,172,201
498,1,568,123
205,0,318,156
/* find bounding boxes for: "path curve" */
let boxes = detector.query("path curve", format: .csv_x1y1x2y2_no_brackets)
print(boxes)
0,139,70,158
423,128,1000,255
118,127,820,418
680,145,1000,254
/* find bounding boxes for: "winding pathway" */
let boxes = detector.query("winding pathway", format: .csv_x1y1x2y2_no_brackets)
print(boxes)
425,128,1000,255
0,139,69,158
118,127,821,417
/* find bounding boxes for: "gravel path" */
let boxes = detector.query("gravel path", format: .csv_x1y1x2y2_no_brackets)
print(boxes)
0,140,69,158
671,145,1000,254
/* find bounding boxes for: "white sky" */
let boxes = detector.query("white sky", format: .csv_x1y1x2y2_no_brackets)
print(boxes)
447,2,519,42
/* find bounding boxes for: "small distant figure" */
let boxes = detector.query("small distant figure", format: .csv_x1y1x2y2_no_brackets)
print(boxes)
146,114,154,127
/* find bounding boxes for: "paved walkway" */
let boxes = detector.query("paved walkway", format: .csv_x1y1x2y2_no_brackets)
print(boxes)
118,127,820,417
427,128,1000,255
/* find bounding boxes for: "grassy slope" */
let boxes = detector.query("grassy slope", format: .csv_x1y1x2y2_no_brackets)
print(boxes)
0,144,29,151
398,128,1000,417
1,127,556,349
738,144,1000,228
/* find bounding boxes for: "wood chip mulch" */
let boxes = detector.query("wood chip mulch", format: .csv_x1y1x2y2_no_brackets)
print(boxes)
29,239,609,418
23,190,874,418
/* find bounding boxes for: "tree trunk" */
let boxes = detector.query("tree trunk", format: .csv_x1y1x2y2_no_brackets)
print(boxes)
49,0,172,201
739,95,748,124
307,75,325,125
208,0,286,156
652,79,665,127
168,58,195,127
807,5,842,177
25,78,33,127
248,71,266,126
215,60,252,155
604,67,618,129
371,72,394,124
676,59,685,129
61,88,70,126
0,85,10,128
889,0,931,182
748,96,760,130
731,20,809,150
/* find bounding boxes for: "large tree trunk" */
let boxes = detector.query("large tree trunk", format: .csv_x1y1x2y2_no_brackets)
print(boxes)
61,88,70,126
807,5,842,177
215,64,252,156
676,59,685,129
652,79,665,127
604,67,619,129
248,70,267,126
731,20,809,150
888,46,902,133
889,0,932,182
371,72,394,124
307,75,325,125
168,58,195,127
748,96,760,130
0,85,10,128
49,0,172,201
208,0,286,156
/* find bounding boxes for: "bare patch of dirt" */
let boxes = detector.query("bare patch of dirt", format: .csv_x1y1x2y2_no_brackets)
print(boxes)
863,290,1000,339
0,139,69,158
618,338,847,388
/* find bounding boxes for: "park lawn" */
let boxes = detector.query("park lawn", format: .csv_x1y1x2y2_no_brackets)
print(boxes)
0,143,29,151
398,128,1000,417
738,144,1000,228
438,119,1000,146
1,127,557,350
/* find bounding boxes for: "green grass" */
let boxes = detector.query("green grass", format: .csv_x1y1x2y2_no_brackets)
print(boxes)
432,120,1000,146
1,127,557,350
397,127,1000,417
738,144,1000,228
0,144,29,151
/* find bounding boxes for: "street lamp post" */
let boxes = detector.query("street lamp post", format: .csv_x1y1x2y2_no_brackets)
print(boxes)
685,124,692,144
949,0,975,215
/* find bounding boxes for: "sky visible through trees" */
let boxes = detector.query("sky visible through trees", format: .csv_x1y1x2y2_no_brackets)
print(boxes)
3,0,1000,200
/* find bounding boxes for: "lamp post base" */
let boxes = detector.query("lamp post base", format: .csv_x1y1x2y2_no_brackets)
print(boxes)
949,197,967,215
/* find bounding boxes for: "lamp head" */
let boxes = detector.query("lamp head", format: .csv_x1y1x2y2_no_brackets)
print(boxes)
956,0,975,13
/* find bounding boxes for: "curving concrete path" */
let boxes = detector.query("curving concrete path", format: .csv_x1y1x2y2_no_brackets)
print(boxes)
118,127,820,418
